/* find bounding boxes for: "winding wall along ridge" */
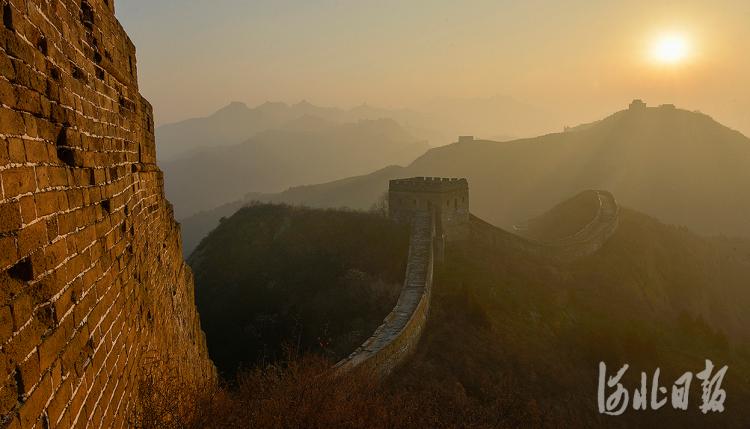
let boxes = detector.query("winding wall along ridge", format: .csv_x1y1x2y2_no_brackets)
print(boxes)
471,190,620,260
338,188,619,378
335,211,434,379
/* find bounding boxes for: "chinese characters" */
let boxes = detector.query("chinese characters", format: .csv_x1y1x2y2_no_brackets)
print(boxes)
598,360,727,415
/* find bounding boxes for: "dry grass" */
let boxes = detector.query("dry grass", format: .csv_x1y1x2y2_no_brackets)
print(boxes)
132,348,570,429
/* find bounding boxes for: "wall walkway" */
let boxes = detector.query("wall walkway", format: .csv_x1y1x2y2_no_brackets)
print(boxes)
337,190,619,379
335,212,434,379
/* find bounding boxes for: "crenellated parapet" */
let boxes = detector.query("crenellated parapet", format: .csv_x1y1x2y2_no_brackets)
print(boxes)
389,177,469,242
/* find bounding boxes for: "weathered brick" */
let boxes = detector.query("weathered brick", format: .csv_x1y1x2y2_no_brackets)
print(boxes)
46,215,58,241
14,85,42,115
39,323,68,371
23,139,49,164
46,377,72,426
0,235,18,271
0,200,22,233
28,249,47,279
5,317,44,367
34,190,59,217
10,292,33,331
2,166,36,198
22,113,38,139
18,372,51,428
0,375,18,417
0,138,8,166
0,77,14,105
18,194,36,224
16,350,40,396
0,306,12,343
48,166,69,187
44,239,66,269
28,271,62,304
7,137,25,163
0,49,15,82
0,106,25,135
4,30,36,65
17,220,47,257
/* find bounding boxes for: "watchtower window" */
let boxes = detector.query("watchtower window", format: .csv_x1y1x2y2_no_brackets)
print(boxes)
446,200,450,207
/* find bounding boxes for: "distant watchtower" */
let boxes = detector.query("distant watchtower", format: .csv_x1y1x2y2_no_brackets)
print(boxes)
389,177,470,242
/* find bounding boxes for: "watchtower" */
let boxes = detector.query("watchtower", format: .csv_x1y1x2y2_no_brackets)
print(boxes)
389,177,470,242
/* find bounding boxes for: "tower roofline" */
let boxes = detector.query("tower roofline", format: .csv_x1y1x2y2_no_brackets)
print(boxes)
389,177,468,193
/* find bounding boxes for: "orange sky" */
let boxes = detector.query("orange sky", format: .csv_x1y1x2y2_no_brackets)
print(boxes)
116,0,750,136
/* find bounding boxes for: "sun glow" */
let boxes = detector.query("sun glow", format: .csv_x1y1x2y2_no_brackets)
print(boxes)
654,36,688,64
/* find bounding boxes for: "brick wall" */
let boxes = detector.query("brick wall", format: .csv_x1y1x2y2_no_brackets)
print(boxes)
470,190,620,260
0,1,213,428
336,212,434,379
389,177,469,242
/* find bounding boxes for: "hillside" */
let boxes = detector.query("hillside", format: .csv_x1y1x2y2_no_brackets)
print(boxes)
181,200,750,427
259,103,750,238
518,190,601,241
187,203,410,375
392,207,750,427
177,166,406,257
162,118,428,218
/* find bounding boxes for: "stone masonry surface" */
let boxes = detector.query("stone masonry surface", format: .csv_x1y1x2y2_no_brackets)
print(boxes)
0,1,214,428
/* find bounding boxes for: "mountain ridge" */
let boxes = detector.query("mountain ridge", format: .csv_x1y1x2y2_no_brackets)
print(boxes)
162,118,427,218
155,96,558,160
258,103,750,238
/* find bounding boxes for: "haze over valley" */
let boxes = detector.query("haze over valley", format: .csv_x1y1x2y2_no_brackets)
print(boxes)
176,101,750,258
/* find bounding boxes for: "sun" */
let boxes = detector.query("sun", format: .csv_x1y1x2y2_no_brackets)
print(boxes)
653,36,688,64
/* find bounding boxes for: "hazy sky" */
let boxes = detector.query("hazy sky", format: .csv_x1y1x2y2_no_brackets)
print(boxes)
116,0,750,136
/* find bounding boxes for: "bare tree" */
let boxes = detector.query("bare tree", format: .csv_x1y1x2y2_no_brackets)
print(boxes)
369,190,389,219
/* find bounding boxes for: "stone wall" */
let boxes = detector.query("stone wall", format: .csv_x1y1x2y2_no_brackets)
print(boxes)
0,1,213,428
336,212,434,379
471,190,619,260
338,185,618,379
389,177,469,242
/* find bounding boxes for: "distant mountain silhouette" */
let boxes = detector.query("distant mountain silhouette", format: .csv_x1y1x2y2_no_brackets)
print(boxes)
259,103,750,238
156,101,438,159
162,119,427,218
156,96,558,159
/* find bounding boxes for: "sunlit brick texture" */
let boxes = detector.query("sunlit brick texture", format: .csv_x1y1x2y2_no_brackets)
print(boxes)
0,1,214,428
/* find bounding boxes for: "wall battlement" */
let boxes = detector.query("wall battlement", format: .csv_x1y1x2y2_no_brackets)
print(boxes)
389,177,469,242
389,177,468,193
0,1,213,428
